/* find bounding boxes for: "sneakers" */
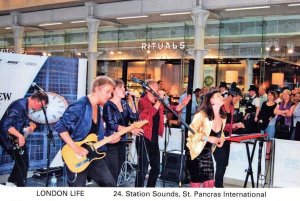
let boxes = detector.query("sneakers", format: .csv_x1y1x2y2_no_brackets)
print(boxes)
5,182,17,187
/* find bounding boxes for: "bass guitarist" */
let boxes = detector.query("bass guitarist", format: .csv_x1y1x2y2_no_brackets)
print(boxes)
54,76,117,187
0,91,48,186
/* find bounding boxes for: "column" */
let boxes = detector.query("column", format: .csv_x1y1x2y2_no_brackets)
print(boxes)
245,59,255,91
86,17,101,93
191,6,209,89
12,25,24,54
11,12,24,54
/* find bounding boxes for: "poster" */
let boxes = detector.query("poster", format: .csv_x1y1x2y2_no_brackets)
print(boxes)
203,65,216,87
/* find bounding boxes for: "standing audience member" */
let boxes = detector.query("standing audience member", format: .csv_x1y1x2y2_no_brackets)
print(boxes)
103,79,143,182
186,90,226,188
257,91,277,139
274,89,296,140
179,90,198,122
135,79,165,187
291,92,300,140
219,81,229,98
193,88,201,106
244,84,260,133
213,83,244,188
274,90,282,104
258,86,268,107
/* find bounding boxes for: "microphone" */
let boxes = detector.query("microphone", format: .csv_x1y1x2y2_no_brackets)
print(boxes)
131,77,150,90
125,91,135,97
31,82,45,92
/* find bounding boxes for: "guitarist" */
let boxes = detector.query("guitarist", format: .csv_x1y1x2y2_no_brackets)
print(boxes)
0,91,48,186
54,76,117,187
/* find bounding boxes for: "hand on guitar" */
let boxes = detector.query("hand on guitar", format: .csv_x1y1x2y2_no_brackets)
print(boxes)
109,133,121,144
23,122,37,135
131,128,144,136
73,145,89,157
17,134,26,147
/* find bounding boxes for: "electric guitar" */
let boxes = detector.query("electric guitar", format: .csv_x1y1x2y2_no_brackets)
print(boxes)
8,122,37,155
61,120,148,173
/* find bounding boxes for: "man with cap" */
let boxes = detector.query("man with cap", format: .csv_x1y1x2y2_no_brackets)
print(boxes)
244,84,260,133
179,89,198,123
219,81,229,98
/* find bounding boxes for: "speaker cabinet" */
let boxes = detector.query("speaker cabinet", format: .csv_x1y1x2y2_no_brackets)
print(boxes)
160,152,185,182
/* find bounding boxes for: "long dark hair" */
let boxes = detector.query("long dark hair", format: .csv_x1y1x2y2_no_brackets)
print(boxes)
200,89,226,121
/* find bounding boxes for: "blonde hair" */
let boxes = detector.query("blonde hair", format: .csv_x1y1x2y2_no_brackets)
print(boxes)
92,76,115,92
282,89,291,95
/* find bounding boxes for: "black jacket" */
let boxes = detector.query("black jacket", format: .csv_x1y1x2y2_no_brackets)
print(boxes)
103,100,138,141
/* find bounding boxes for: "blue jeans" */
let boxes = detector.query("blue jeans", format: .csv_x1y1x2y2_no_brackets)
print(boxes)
265,118,276,139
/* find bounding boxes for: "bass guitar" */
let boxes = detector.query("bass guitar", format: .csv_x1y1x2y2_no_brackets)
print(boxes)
61,120,148,173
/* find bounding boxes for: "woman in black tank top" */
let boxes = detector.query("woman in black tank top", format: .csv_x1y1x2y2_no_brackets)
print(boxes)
186,90,226,188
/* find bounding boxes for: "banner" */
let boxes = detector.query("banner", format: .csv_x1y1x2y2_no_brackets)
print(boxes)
0,53,46,119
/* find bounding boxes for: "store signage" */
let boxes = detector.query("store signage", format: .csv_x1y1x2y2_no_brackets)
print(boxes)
203,65,216,87
0,48,26,54
141,42,185,50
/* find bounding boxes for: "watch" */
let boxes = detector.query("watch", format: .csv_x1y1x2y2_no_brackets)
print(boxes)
28,92,68,124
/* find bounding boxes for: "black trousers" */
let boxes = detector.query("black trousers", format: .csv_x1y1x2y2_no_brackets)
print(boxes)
66,158,116,187
7,146,29,187
213,141,230,188
135,136,160,187
105,143,126,181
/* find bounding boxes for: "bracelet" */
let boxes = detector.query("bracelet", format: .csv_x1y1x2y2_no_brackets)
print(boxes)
203,136,208,142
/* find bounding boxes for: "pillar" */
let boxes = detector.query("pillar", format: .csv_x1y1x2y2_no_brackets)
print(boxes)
191,6,209,89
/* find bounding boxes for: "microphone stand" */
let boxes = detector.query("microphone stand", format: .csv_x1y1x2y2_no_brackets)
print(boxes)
134,79,195,187
40,98,55,187
162,119,172,187
131,96,142,187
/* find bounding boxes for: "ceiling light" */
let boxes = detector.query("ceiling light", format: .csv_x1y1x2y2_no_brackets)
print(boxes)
70,20,86,24
116,15,148,20
288,4,300,6
39,22,63,27
225,6,270,11
5,27,11,30
160,12,191,16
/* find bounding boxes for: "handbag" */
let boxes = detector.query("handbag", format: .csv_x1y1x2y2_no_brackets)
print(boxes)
275,120,291,140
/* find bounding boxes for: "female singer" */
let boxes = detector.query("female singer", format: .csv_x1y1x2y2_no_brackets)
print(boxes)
103,79,143,182
186,90,226,188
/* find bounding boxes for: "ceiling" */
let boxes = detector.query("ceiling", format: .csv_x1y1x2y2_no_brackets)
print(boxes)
0,1,300,33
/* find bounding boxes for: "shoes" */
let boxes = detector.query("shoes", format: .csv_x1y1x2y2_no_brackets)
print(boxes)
5,182,17,187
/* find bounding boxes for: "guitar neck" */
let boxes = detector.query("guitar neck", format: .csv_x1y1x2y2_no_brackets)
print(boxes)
93,124,135,149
